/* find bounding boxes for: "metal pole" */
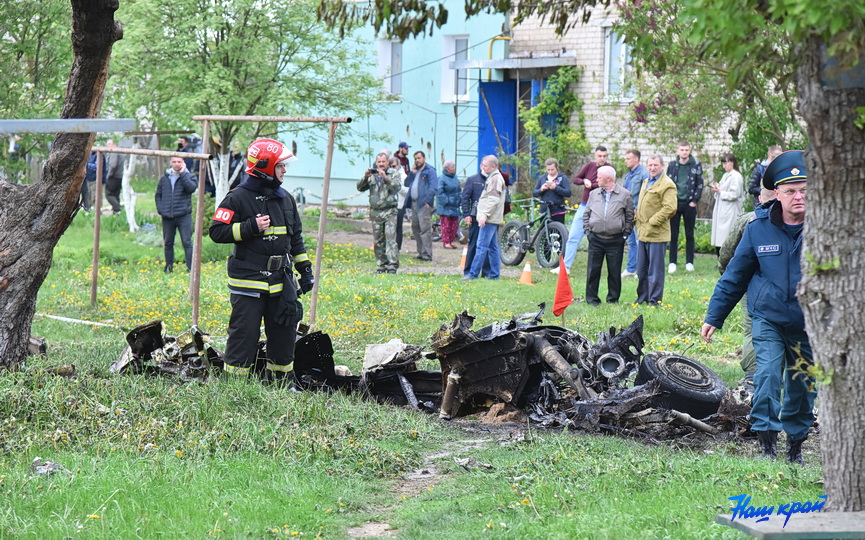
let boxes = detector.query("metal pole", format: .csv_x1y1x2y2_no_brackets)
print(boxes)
90,151,104,307
193,115,351,124
308,121,338,329
190,120,211,326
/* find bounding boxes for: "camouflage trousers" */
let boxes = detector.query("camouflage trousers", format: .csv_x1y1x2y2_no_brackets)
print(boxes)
371,208,399,271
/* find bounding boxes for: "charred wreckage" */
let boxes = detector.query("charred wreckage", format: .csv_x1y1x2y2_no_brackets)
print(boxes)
110,304,744,440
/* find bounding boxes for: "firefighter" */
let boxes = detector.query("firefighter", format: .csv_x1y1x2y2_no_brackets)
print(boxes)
209,138,314,382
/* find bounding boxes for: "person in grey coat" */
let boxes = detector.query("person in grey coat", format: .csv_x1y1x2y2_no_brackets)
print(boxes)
405,150,438,261
155,156,198,273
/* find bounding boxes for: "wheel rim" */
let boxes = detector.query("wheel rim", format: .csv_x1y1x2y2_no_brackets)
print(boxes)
538,227,564,266
656,355,715,391
500,224,525,264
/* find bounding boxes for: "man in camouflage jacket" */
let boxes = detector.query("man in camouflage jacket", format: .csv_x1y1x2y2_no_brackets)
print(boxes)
358,152,402,273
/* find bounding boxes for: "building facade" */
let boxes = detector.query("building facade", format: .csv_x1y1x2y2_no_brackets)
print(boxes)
283,1,508,203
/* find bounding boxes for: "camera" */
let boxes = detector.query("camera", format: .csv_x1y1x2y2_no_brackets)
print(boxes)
368,167,378,175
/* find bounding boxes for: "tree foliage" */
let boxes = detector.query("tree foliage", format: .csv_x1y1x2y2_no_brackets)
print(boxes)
107,0,381,201
317,0,607,40
0,0,73,179
503,67,590,179
613,0,806,164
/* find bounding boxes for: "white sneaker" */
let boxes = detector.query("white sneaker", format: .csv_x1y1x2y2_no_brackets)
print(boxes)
550,266,569,275
621,270,636,278
668,263,677,274
685,262,695,272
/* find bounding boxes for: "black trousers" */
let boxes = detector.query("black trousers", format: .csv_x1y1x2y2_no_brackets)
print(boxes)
224,292,298,377
161,214,193,269
669,202,696,264
105,176,122,213
396,207,406,250
585,233,625,305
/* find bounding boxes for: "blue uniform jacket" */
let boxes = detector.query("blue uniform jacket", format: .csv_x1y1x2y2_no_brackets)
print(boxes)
705,200,805,331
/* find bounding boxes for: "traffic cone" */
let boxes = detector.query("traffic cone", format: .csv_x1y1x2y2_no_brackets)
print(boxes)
518,261,533,285
457,246,468,270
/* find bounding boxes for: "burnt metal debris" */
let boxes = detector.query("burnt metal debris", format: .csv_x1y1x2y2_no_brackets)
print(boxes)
111,321,223,382
113,305,739,439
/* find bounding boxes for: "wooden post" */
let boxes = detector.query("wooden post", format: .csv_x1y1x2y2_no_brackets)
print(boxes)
308,121,338,329
90,151,104,307
87,146,212,311
190,120,210,326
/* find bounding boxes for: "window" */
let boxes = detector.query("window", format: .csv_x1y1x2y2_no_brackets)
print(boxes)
441,35,470,102
378,40,402,96
604,27,633,100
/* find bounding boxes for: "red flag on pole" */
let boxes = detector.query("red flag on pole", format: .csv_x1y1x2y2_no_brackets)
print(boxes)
552,255,573,317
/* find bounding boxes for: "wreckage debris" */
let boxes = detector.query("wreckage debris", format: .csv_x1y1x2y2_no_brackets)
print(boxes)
114,307,737,441
30,457,70,476
111,321,223,382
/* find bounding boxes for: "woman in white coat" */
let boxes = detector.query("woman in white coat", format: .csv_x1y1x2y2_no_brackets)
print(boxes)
710,153,744,253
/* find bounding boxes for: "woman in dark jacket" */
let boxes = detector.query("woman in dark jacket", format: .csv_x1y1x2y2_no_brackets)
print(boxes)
532,157,571,224
436,160,462,248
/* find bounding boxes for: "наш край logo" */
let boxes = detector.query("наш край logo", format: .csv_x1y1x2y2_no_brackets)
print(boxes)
728,494,827,527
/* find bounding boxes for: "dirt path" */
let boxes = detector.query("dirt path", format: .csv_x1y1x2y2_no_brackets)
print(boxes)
345,422,524,538
315,220,523,278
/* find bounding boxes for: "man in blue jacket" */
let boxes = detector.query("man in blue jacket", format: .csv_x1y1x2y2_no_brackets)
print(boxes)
701,150,813,465
405,151,438,261
622,149,649,278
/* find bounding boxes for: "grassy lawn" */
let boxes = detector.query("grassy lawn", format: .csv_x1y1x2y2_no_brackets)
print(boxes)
2,188,823,538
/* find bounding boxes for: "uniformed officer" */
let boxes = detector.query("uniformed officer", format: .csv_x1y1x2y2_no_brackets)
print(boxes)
701,150,814,465
209,138,313,383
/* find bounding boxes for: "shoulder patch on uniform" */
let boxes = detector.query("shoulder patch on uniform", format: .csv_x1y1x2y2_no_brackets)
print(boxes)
213,207,235,224
757,244,780,254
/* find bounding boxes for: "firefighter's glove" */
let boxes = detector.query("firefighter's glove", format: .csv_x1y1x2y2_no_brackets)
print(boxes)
297,261,314,295
275,274,298,327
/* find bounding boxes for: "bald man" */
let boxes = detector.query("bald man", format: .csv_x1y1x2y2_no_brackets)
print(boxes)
582,165,633,305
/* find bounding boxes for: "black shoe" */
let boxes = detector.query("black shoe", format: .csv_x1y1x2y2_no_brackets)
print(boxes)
786,436,806,466
756,430,778,459
374,268,386,274
164,264,173,274
386,269,397,274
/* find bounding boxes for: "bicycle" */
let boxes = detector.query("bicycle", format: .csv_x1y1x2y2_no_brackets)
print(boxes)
499,198,569,268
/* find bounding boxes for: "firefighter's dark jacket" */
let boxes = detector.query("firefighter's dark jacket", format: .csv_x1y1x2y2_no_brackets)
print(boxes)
209,176,309,296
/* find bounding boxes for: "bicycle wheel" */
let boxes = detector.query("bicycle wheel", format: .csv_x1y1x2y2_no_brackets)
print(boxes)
431,217,442,242
536,221,569,268
499,220,528,266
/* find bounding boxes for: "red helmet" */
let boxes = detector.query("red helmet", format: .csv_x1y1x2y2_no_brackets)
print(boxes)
245,138,297,179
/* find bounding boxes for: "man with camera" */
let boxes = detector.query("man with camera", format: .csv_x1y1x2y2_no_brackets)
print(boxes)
358,152,402,273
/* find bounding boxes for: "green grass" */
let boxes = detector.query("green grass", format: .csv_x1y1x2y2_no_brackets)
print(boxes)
2,196,824,538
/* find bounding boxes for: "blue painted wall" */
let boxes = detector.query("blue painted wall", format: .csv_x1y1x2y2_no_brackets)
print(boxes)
281,0,507,205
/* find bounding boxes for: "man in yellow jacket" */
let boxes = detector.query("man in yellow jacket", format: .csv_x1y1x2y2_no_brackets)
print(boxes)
635,154,677,305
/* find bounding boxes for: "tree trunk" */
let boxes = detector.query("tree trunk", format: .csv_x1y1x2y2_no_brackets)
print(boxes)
122,141,140,233
796,37,865,512
0,0,121,368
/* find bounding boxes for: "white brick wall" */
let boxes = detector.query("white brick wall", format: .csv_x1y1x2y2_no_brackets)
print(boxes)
509,5,733,180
